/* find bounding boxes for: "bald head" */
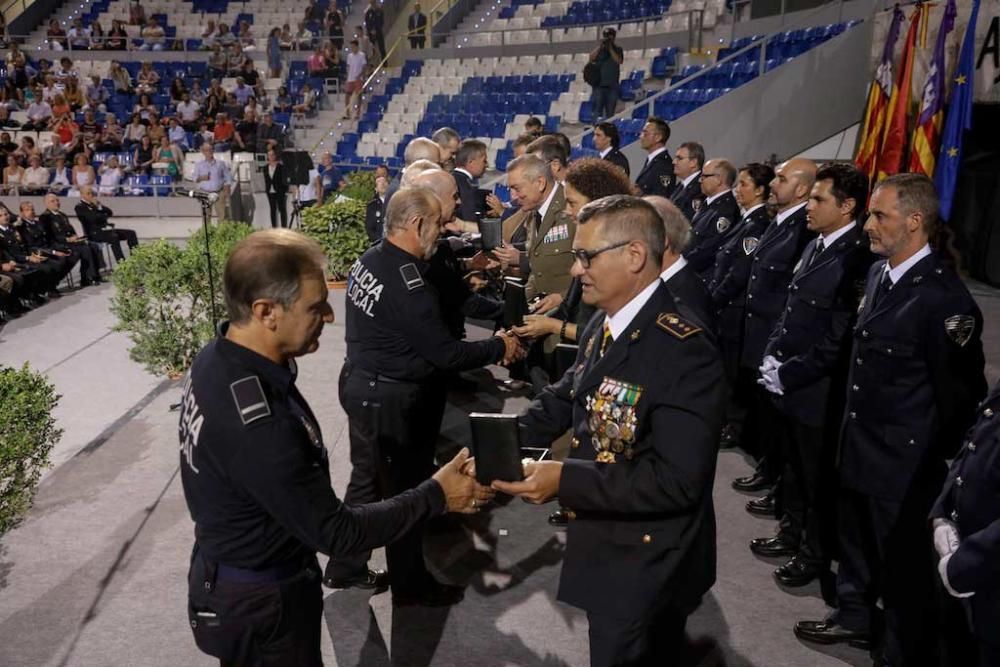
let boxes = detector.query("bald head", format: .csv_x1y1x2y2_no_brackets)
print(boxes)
403,137,441,167
412,169,458,224
400,159,441,187
770,158,817,211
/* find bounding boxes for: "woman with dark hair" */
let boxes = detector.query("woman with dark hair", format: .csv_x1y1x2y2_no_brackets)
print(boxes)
593,121,630,176
267,28,283,78
169,76,187,103
326,7,345,49
133,135,155,175
107,20,128,50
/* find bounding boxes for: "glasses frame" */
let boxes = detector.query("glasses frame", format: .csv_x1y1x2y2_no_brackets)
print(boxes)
570,239,631,269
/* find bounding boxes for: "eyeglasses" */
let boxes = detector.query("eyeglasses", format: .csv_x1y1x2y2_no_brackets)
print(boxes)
699,172,719,180
569,240,631,268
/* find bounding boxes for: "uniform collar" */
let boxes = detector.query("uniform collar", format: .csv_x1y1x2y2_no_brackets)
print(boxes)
454,167,474,180
380,237,429,271
659,255,687,283
604,277,661,341
680,170,700,188
215,321,297,396
884,243,932,285
819,220,856,246
599,146,613,159
705,189,728,206
645,146,667,163
775,201,807,226
537,182,559,221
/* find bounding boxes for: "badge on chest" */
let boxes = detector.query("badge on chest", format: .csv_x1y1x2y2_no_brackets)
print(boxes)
585,377,643,463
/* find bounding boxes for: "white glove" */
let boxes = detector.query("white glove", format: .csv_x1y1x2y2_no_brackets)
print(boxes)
932,518,960,558
759,355,781,373
938,553,974,599
757,355,784,395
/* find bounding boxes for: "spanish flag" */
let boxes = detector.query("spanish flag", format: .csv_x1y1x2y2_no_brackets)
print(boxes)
876,4,924,180
909,0,957,175
855,6,904,181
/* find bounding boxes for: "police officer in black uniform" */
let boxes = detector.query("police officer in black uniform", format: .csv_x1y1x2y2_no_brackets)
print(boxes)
39,193,104,286
634,117,675,198
0,205,64,298
750,164,875,586
180,229,492,665
16,201,77,288
683,159,741,280
74,185,139,262
795,174,987,666
669,141,705,221
735,158,816,513
326,186,522,605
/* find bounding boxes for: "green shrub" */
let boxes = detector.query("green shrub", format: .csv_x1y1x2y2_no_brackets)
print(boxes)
0,364,62,534
300,198,370,280
339,170,376,203
110,221,254,377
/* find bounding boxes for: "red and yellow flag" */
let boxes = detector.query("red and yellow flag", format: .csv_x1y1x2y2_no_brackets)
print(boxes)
876,4,924,180
909,0,957,175
855,6,905,181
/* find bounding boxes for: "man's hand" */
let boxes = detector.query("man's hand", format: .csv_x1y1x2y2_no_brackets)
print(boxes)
492,460,562,504
1,261,15,271
933,518,960,558
513,314,560,339
54,250,70,257
530,292,563,314
497,330,526,365
432,448,496,514
465,250,498,272
491,243,520,267
485,193,504,217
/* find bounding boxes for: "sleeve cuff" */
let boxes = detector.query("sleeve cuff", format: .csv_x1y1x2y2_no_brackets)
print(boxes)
939,552,975,598
421,478,448,516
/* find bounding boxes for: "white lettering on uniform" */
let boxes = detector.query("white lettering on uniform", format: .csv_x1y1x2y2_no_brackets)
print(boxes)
347,260,383,318
179,374,203,474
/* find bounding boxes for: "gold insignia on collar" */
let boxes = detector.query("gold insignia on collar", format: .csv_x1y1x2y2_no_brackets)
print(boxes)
656,313,702,340
630,330,641,341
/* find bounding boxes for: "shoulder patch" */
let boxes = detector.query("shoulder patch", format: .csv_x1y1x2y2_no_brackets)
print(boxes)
716,217,731,234
399,263,424,290
656,312,703,340
743,236,759,255
944,315,976,347
230,376,271,426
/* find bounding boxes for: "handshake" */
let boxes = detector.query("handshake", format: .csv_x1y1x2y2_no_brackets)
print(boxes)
496,329,529,366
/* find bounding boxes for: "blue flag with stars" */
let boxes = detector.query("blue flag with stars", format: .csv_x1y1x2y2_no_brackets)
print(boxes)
934,0,980,221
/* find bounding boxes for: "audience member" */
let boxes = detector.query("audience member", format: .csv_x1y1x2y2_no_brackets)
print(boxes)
75,185,138,260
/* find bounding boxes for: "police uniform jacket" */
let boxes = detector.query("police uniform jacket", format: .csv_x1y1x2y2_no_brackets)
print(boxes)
345,239,506,381
364,196,385,242
74,200,114,237
179,327,446,569
16,217,60,257
0,225,31,263
663,260,716,332
634,150,675,198
708,205,770,345
453,168,481,223
930,381,1000,639
839,255,987,501
39,210,80,250
670,176,703,222
603,148,630,177
764,225,875,427
684,191,740,279
524,184,576,300
519,282,726,621
740,204,813,369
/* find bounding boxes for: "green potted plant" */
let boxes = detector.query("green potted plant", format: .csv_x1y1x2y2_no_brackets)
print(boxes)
300,197,369,285
339,170,376,203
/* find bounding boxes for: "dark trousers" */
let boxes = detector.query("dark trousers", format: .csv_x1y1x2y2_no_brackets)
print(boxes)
49,253,78,284
774,412,834,565
68,241,104,281
833,483,942,664
266,192,288,228
590,85,619,120
326,363,446,593
587,606,689,667
4,266,47,298
25,258,64,292
187,547,322,667
91,228,138,261
409,35,426,48
370,31,387,61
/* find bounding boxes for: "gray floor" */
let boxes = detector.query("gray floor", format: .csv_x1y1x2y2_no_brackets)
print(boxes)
0,277,997,667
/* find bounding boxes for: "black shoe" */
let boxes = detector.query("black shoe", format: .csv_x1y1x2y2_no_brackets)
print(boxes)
732,470,772,492
719,425,739,449
774,556,824,587
393,581,465,607
47,289,62,299
749,536,798,557
548,508,569,526
324,567,389,591
793,620,871,649
746,493,777,517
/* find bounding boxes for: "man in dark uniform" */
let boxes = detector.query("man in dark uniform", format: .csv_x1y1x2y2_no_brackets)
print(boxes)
795,174,987,667
408,3,427,48
326,187,522,605
735,158,816,513
594,121,630,176
364,0,386,61
75,185,138,262
0,206,49,310
495,195,726,666
180,229,492,665
683,159,740,280
365,170,390,242
634,117,674,198
750,163,875,586
14,202,76,293
39,193,104,286
669,141,704,221
931,380,1000,667
452,139,489,223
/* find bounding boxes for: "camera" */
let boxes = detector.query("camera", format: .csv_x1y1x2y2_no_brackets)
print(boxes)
602,28,616,42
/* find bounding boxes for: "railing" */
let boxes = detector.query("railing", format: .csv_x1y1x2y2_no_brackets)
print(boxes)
1,0,33,23
8,32,383,54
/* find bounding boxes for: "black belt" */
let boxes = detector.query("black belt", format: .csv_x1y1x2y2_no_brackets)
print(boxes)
344,361,420,385
215,559,304,584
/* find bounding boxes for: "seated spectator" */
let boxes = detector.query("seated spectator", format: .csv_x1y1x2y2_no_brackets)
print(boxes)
293,83,317,116
222,92,243,120
194,122,214,150
154,135,181,178
23,98,53,131
63,80,84,111
107,20,128,50
146,112,166,144
1,79,24,110
5,43,28,88
232,77,254,106
273,86,293,113
207,78,225,101
123,113,147,150
243,96,260,120
236,110,258,152
139,17,166,51
0,106,19,129
67,19,91,50
15,136,42,164
201,20,217,47
225,44,245,76
82,75,109,112
97,116,124,152
167,117,189,150
78,110,103,148
189,80,206,105
212,112,243,151
22,155,50,194
278,23,294,50
133,93,157,122
216,23,236,48
294,21,314,50
109,61,133,93
202,94,223,122
0,132,16,156
133,135,155,175
255,111,285,152
169,76,187,103
43,136,68,165
46,19,68,51
41,75,62,104
56,57,78,82
89,20,106,50
238,21,256,50
239,59,261,90
307,47,327,77
3,154,24,193
50,156,72,193
135,63,160,95
128,0,146,26
326,7,345,49
207,44,227,80
50,94,72,121
175,93,200,130
76,185,138,259
98,155,124,195
70,152,96,192
322,41,341,79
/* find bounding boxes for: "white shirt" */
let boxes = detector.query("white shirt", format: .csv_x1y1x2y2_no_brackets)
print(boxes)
604,278,661,341
176,100,200,121
24,166,50,186
300,168,320,201
742,202,765,219
645,146,667,164
705,190,727,206
775,201,807,226
819,220,856,247
885,243,932,285
659,255,688,284
454,167,474,181
599,147,612,159
536,183,560,221
681,170,701,188
347,51,367,82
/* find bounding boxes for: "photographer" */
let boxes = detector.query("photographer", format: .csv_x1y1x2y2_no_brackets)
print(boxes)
587,27,624,121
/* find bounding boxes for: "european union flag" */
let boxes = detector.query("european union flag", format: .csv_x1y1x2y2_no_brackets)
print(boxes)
934,0,980,221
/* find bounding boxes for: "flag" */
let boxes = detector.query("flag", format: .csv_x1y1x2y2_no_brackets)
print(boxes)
876,4,924,180
855,6,905,181
909,0,957,175
935,0,980,221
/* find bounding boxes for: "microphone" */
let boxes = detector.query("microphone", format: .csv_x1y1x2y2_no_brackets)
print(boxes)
176,187,219,203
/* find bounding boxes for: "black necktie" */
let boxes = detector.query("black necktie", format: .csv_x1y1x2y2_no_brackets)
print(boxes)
533,210,542,234
871,270,892,309
807,238,825,268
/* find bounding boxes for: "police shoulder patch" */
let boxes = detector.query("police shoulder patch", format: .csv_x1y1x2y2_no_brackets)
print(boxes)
399,263,424,291
230,376,271,426
743,236,759,255
656,312,703,340
944,314,976,347
716,217,731,234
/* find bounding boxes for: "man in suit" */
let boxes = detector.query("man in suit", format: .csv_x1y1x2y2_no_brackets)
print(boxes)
366,171,390,242
594,121,630,176
0,206,54,306
645,195,715,331
38,193,103,286
408,3,427,48
795,174,987,666
363,0,386,61
670,141,705,220
751,164,876,587
634,117,674,198
452,139,489,223
432,127,461,172
735,158,816,512
683,158,740,280
495,195,725,666
263,149,289,228
75,186,139,262
16,201,77,289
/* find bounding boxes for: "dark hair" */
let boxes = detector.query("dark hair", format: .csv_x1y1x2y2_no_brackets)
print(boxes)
739,162,775,202
526,134,568,167
565,158,636,202
816,162,868,219
512,133,536,150
577,195,665,266
455,139,487,168
679,141,705,169
645,117,671,145
595,122,620,149
525,116,543,130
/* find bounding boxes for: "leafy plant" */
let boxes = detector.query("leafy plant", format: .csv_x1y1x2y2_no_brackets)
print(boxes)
0,364,62,534
339,169,376,203
110,221,254,377
300,198,370,280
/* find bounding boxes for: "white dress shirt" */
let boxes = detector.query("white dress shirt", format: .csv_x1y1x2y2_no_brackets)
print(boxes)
604,278,661,341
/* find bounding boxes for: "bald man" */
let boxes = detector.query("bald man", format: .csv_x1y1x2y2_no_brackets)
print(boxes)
738,158,818,520
385,137,443,208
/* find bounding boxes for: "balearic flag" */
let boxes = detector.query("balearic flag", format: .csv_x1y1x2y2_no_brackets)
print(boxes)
855,6,905,181
908,0,957,175
876,4,924,180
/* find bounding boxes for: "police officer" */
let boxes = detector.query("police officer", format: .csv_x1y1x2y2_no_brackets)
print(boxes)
683,159,741,280
795,174,987,666
327,187,522,605
0,205,63,299
494,195,726,666
75,186,139,262
736,158,816,514
669,141,705,221
931,380,1000,667
39,193,104,287
16,201,77,289
180,229,492,665
750,164,875,585
634,117,675,198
